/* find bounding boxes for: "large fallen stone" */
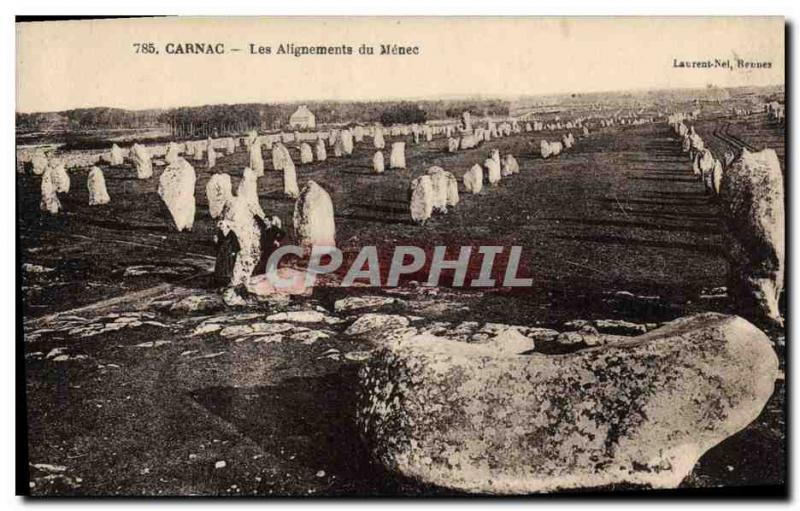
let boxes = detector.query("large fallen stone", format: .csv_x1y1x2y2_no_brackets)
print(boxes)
345,313,410,337
357,313,778,494
334,295,407,313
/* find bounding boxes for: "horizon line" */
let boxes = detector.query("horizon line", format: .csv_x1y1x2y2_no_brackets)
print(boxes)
16,82,785,116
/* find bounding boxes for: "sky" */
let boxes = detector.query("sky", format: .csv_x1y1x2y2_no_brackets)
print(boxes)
16,16,785,113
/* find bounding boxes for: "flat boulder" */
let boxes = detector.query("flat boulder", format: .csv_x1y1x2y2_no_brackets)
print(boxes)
345,313,410,338
357,313,778,494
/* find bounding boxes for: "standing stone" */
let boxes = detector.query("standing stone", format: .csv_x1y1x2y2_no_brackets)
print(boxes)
293,180,336,253
409,175,434,225
333,137,345,158
131,143,153,179
194,141,206,162
447,137,459,153
236,167,265,219
315,138,327,162
444,171,459,208
719,148,785,326
484,158,501,186
165,142,181,164
354,125,365,143
427,167,449,214
463,164,483,194
712,159,724,195
283,157,300,199
50,163,70,193
207,137,217,169
110,144,124,166
550,141,563,156
87,166,110,205
692,151,702,177
389,142,406,169
681,135,691,154
31,152,48,175
39,168,61,214
540,140,552,159
215,194,263,287
502,154,519,176
249,140,264,176
299,143,314,164
373,151,385,173
461,111,472,132
205,173,233,219
157,157,196,232
357,313,778,494
373,127,385,150
342,129,354,155
226,137,236,155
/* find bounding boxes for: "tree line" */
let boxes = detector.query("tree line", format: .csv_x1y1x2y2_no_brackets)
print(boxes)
17,99,511,137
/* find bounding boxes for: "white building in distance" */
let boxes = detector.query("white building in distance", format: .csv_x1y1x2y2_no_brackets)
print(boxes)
289,105,316,129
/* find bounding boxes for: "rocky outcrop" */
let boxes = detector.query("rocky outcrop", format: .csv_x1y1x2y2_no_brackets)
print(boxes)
357,313,778,494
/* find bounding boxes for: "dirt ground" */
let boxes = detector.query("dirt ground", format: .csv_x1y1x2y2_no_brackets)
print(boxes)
19,113,786,496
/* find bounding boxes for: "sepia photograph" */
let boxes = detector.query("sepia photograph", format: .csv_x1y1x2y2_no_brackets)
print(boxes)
14,15,786,498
